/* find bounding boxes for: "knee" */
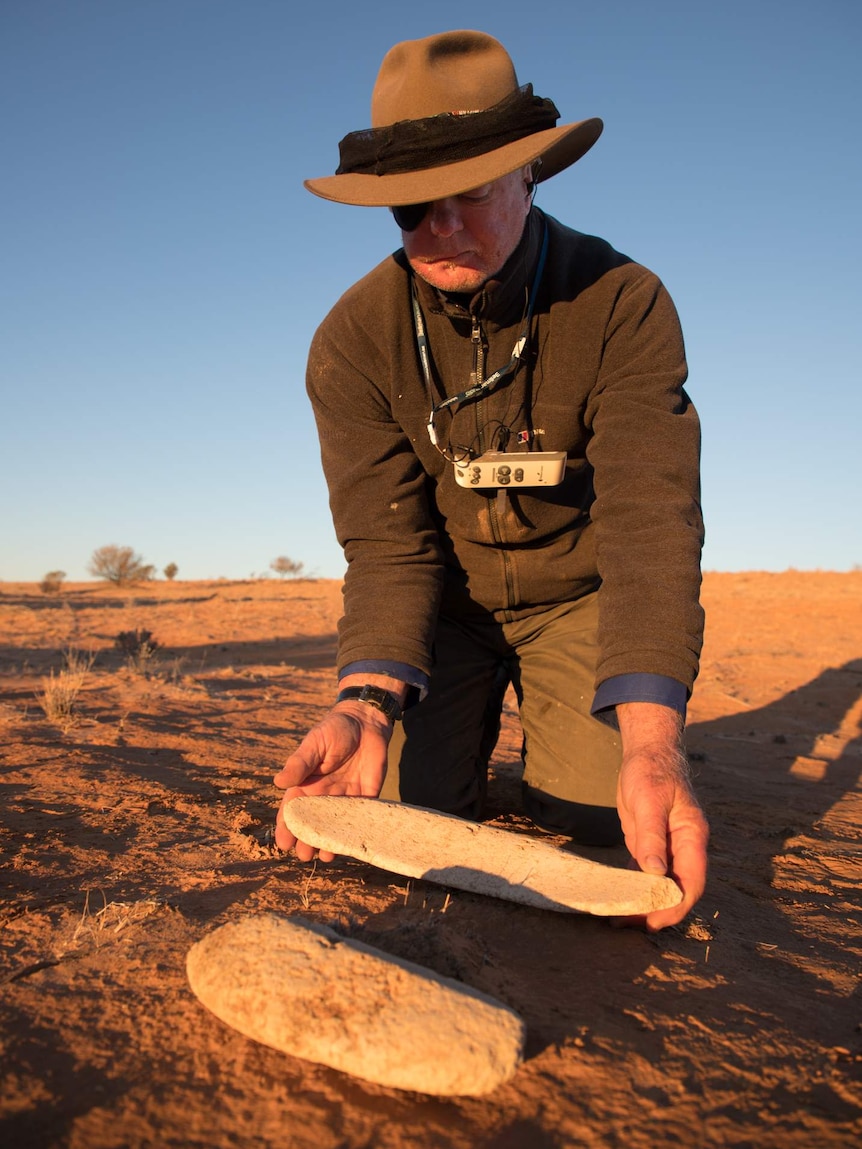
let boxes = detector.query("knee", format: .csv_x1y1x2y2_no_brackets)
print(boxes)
399,770,487,822
522,783,624,847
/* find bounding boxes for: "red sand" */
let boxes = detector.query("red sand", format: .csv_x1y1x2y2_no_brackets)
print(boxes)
1,571,860,1147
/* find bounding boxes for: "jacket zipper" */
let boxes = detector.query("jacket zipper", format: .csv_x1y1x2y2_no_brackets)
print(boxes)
472,312,516,615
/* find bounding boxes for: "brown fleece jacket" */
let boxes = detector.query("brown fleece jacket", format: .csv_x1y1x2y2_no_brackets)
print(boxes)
306,209,704,691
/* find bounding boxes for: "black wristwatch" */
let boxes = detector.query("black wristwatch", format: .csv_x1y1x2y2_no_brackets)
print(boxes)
336,684,403,724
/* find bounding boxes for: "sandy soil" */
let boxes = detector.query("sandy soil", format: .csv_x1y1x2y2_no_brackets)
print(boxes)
1,571,860,1147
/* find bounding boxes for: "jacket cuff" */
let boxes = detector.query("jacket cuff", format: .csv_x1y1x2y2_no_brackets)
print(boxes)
338,660,429,706
592,673,688,727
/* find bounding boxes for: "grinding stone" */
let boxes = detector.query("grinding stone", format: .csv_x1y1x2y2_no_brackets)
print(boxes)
186,914,525,1096
283,796,682,916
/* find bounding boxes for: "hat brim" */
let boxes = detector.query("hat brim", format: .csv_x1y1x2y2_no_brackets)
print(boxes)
304,117,603,207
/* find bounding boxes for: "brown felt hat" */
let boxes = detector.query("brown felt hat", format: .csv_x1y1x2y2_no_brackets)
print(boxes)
304,30,603,208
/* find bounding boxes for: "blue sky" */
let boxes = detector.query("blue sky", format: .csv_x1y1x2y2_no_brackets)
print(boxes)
2,0,860,582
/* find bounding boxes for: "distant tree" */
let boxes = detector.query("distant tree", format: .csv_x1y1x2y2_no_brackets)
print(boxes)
163,562,179,581
40,570,66,595
270,555,304,579
88,545,154,587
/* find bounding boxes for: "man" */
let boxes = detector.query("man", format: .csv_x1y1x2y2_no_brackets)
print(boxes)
275,31,708,929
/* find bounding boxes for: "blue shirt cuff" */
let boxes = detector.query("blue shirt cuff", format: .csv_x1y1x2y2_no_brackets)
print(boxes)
592,673,687,727
338,660,429,705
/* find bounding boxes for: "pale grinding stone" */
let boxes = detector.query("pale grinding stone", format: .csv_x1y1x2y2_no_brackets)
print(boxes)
186,914,525,1096
284,796,683,917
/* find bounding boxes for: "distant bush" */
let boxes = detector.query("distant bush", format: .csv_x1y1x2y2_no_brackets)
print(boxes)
88,545,154,587
270,555,304,578
114,628,160,675
163,562,179,581
40,570,66,595
115,628,159,656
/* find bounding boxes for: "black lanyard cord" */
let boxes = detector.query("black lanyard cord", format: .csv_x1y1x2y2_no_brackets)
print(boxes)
411,219,549,455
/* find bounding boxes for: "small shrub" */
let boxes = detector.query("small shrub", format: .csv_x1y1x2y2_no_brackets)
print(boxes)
163,562,178,581
88,545,154,587
270,555,304,578
115,629,160,675
40,570,66,595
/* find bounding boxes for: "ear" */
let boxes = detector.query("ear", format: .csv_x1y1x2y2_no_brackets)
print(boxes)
525,158,543,194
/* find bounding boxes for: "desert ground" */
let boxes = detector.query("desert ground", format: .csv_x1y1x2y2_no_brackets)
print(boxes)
1,570,860,1147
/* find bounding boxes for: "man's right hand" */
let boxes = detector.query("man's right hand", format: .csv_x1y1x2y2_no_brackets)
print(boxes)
273,700,393,861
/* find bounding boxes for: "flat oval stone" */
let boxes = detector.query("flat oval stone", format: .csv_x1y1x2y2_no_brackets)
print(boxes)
186,914,525,1096
283,796,683,916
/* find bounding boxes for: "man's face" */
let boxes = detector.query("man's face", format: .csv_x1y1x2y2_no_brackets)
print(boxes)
400,167,533,293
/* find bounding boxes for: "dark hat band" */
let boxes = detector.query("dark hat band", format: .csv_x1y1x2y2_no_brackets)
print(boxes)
336,84,560,179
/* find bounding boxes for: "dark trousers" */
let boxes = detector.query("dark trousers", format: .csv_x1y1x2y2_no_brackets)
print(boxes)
380,592,624,846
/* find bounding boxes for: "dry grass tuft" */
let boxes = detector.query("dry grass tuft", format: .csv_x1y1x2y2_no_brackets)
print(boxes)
161,655,187,686
57,891,162,957
300,860,318,909
37,648,95,730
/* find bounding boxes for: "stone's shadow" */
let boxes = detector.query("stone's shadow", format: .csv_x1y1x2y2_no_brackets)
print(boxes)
343,878,660,1060
169,874,273,921
420,864,585,913
418,861,674,917
482,1119,567,1149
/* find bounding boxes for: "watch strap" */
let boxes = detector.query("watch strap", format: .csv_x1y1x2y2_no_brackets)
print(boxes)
336,685,403,724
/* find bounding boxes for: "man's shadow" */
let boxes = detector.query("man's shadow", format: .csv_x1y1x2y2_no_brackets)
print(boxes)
687,656,862,994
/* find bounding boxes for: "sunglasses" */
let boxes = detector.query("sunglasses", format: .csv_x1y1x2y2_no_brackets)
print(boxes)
390,162,541,233
391,203,430,232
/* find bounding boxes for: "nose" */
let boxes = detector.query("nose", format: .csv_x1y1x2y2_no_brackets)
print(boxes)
427,198,464,238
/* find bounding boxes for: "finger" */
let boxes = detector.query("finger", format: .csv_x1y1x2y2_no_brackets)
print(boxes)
274,803,298,852
612,816,707,932
275,788,340,863
275,717,340,789
670,829,708,899
645,818,709,931
628,804,671,877
611,889,687,932
274,784,310,850
294,838,317,863
274,748,318,791
292,841,337,864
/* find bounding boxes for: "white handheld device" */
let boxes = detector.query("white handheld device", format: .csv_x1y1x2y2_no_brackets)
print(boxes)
453,451,567,489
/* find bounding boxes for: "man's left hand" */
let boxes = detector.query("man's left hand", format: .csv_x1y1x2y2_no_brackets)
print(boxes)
615,702,709,930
